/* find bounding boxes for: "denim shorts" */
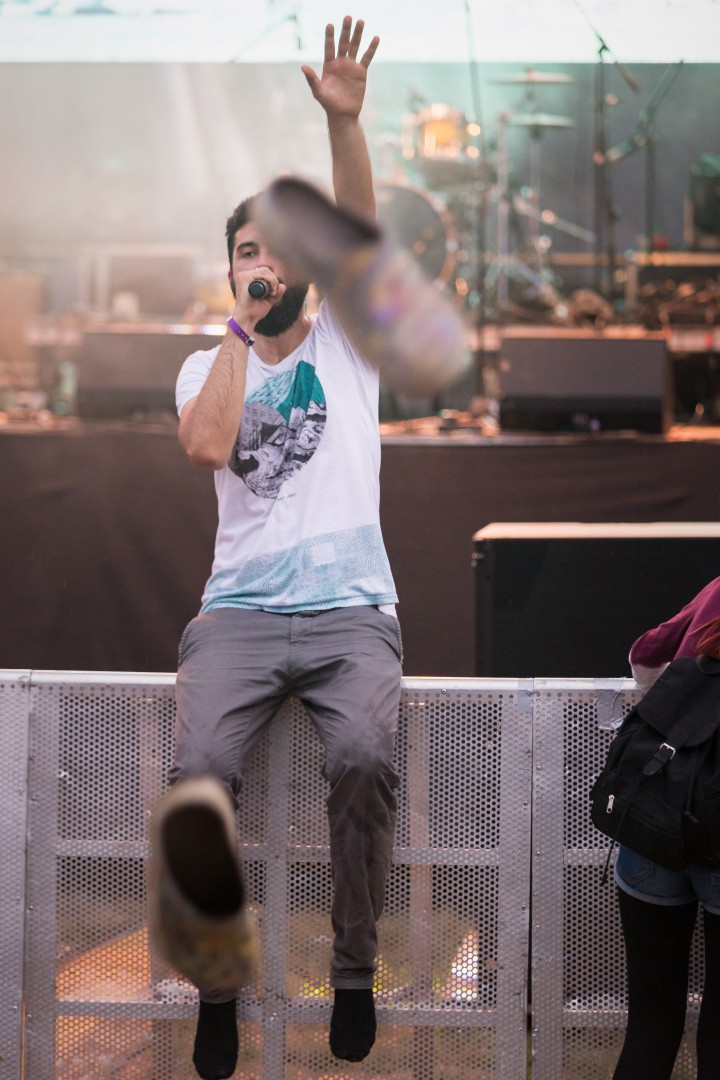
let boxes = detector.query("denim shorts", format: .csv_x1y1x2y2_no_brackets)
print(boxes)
615,844,720,914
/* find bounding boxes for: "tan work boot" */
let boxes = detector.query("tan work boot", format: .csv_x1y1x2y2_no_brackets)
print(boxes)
147,776,257,996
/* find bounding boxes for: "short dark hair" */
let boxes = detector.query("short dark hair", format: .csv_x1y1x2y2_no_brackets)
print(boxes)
225,195,257,267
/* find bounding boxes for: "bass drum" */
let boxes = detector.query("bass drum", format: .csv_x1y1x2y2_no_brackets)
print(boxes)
375,182,457,286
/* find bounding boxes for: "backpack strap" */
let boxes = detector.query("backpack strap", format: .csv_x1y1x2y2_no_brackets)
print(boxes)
643,742,677,776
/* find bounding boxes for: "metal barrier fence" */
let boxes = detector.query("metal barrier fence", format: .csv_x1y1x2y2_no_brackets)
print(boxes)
532,679,705,1080
0,672,706,1079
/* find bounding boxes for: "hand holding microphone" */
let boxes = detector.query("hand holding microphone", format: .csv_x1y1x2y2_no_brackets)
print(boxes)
228,267,283,342
248,279,269,299
233,265,276,303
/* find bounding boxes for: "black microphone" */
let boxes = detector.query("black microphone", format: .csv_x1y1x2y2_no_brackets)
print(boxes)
248,280,269,299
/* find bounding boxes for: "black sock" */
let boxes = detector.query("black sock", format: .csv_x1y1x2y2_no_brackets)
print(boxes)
329,988,376,1062
192,999,238,1080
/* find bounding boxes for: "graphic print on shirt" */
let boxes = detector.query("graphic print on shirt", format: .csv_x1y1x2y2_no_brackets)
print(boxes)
229,359,327,499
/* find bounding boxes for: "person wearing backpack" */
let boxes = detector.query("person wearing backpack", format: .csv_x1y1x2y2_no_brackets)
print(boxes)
611,578,720,1080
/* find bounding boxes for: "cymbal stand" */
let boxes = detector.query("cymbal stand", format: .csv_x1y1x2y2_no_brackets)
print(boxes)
483,119,565,316
518,84,544,251
488,119,511,310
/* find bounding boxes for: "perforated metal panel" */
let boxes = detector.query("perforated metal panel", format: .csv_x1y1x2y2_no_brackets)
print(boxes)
0,671,31,1080
13,673,532,1079
13,671,707,1078
531,679,706,1080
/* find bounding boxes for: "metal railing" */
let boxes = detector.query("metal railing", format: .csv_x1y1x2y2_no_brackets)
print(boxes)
0,672,705,1079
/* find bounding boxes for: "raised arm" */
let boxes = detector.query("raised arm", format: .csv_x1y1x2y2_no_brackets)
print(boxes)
302,16,379,222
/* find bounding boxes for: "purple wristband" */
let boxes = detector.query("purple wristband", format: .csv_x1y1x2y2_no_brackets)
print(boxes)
227,317,255,347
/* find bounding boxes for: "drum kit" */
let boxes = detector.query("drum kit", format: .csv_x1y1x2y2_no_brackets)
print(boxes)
374,68,594,321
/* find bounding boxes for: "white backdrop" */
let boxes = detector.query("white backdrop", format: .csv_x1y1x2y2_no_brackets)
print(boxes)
0,0,717,63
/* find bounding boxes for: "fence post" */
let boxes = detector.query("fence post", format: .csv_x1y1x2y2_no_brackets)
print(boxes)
0,672,31,1080
24,674,62,1080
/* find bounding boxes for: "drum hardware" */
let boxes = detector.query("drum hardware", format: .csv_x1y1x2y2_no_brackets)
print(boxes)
372,132,405,180
507,113,575,130
381,83,589,321
482,63,581,311
512,194,596,245
490,69,575,85
481,116,573,319
401,103,483,188
375,181,458,287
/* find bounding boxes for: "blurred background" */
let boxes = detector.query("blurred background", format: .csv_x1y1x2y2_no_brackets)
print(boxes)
2,0,720,679
1,0,718,350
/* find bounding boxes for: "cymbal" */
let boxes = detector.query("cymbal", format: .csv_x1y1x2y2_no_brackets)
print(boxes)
491,70,574,85
508,113,575,128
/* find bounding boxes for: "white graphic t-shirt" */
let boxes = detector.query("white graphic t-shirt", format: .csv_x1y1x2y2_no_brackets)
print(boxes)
176,301,398,614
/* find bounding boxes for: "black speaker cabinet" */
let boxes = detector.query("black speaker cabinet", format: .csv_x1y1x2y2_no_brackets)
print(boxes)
75,327,222,418
474,522,720,678
498,329,672,434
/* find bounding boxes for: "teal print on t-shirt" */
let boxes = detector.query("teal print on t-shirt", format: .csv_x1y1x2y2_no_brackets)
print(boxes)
230,359,327,500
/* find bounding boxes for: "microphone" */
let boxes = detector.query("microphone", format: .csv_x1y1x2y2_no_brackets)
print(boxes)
248,280,269,299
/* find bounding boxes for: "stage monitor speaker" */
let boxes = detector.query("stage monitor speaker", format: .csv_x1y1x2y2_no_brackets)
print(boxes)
75,328,221,418
691,154,720,235
474,522,720,678
498,329,671,434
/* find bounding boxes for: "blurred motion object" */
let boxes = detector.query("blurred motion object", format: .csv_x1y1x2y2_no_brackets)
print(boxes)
148,776,258,996
254,175,469,397
375,181,457,285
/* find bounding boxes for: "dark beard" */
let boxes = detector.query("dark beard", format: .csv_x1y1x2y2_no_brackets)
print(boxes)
253,285,309,337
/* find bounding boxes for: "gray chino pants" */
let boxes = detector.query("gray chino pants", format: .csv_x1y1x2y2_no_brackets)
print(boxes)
171,604,403,1002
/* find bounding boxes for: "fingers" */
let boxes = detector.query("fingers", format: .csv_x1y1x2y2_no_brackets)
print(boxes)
328,16,376,64
232,267,284,324
301,65,320,96
360,34,379,69
335,16,352,57
246,266,283,299
347,18,364,59
323,21,336,64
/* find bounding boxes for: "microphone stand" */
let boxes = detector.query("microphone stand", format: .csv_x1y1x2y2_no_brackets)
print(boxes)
604,61,684,250
462,0,492,405
571,0,639,300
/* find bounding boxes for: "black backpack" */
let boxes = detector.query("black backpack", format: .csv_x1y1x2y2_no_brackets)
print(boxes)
590,655,720,872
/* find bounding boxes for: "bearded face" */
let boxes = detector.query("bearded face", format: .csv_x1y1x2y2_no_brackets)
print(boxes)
228,274,309,338
252,285,309,337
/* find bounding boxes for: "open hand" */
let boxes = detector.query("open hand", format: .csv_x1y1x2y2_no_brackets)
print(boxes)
301,16,379,119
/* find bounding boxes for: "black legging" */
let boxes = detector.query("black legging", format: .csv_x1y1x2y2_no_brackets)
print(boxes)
613,886,720,1079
